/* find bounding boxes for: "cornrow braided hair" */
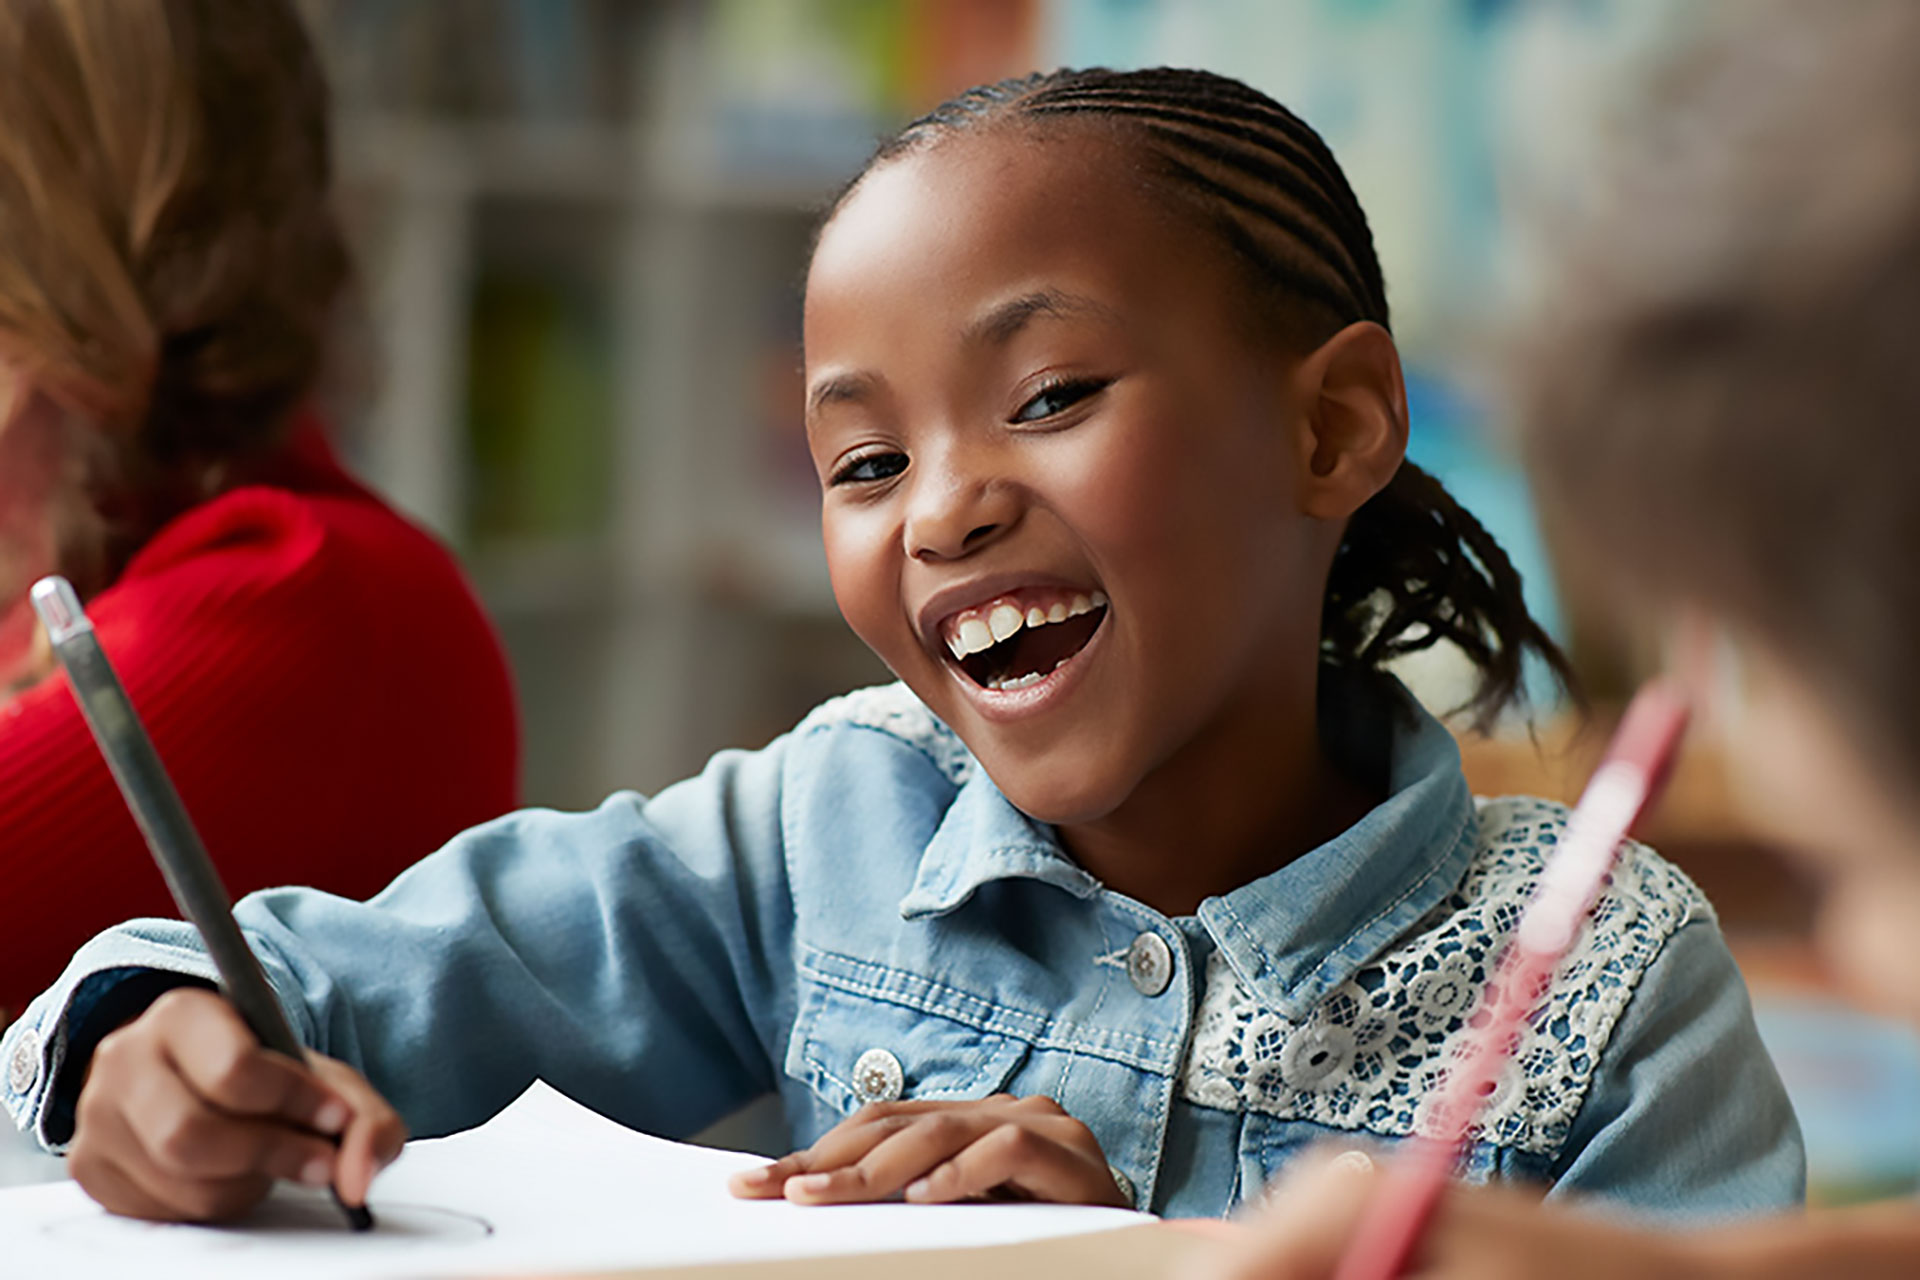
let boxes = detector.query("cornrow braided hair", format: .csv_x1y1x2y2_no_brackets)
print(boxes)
835,66,1573,727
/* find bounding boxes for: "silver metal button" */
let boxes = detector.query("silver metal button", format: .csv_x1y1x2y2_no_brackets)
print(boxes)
851,1047,905,1104
1126,932,1174,996
7,1028,40,1094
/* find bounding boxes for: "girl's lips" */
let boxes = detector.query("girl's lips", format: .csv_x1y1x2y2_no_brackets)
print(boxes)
943,603,1109,723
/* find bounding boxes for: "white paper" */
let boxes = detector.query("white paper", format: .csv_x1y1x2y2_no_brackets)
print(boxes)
0,1081,1148,1278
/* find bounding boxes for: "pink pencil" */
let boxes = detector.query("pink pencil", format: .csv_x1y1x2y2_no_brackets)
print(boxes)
1331,680,1691,1280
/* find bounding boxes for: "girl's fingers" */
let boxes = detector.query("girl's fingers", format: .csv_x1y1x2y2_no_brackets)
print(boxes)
1201,1150,1386,1280
119,1048,338,1183
72,1100,276,1223
728,1101,952,1199
728,1151,809,1198
781,1111,992,1205
147,990,343,1130
69,1105,181,1220
906,1121,1126,1206
69,990,403,1222
70,1134,198,1222
308,1055,407,1207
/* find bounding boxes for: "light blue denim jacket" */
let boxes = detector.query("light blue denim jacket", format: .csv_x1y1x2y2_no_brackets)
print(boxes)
3,682,1802,1218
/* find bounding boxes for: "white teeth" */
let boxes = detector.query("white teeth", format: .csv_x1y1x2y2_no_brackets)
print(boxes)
988,670,1048,692
945,589,1112,662
956,617,993,657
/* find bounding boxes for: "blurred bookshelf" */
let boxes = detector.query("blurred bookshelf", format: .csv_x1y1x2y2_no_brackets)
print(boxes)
303,1,1038,808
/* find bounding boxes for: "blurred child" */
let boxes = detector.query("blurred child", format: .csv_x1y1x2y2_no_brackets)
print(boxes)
1202,2,1920,1275
3,68,1797,1227
0,0,518,1018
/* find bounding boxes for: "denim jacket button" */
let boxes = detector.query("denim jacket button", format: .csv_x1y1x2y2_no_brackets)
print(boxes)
1126,932,1174,996
851,1047,905,1104
7,1027,40,1095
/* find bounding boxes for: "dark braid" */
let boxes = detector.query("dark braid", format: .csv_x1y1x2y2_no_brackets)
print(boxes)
836,67,1574,727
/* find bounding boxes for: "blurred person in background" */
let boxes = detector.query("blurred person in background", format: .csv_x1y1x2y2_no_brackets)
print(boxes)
0,0,518,1022
1199,1,1920,1276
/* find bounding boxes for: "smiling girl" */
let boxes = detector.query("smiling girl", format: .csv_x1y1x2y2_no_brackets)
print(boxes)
3,68,1798,1226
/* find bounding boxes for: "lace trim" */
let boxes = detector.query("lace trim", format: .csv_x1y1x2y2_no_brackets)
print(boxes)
800,683,974,785
1180,796,1710,1156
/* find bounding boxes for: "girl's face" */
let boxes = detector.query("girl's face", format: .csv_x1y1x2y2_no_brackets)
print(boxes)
803,127,1348,826
1697,634,1920,1024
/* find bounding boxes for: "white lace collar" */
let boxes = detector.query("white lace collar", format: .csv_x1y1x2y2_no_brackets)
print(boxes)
1181,795,1710,1156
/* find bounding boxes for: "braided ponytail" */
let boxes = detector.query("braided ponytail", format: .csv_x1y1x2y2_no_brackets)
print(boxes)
833,66,1572,726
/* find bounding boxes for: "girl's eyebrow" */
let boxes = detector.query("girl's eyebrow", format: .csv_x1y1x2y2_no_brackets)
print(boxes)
805,290,1118,423
965,289,1121,346
806,370,876,421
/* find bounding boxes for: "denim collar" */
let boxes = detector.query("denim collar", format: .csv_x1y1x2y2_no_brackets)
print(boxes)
897,680,1478,1022
898,771,1100,917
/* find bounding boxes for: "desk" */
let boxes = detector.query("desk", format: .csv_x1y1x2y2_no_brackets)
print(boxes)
558,1224,1221,1279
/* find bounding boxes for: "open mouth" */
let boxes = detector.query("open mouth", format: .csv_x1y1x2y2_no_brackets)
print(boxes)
940,589,1109,692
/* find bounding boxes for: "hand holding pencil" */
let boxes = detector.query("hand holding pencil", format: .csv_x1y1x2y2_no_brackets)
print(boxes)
67,987,406,1224
30,575,406,1225
1193,1147,1702,1280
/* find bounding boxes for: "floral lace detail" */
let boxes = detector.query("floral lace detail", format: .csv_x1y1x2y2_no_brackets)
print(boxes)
1180,796,1711,1156
800,683,974,785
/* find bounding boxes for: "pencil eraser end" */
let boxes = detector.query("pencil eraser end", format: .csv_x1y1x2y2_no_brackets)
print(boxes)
28,576,90,645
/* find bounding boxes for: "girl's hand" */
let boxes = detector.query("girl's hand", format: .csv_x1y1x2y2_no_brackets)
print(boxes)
728,1093,1130,1207
67,987,406,1222
1194,1149,1698,1280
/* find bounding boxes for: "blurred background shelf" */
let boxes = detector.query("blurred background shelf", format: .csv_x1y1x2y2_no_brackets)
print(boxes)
308,0,900,806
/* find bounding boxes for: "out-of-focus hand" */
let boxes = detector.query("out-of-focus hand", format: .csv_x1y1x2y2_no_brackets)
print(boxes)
729,1093,1130,1207
1190,1148,1698,1280
67,987,406,1222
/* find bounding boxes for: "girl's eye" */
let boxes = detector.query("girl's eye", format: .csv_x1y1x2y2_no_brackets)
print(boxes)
830,451,908,486
1011,378,1107,424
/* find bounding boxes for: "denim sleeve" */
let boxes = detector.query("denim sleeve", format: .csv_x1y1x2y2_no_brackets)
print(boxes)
2,739,796,1152
1545,916,1806,1218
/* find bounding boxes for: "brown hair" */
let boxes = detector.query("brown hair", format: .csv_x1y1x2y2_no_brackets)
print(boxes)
1511,1,1920,788
827,68,1573,728
0,0,347,600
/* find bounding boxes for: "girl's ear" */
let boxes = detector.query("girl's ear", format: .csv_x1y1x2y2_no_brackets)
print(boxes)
1290,321,1408,520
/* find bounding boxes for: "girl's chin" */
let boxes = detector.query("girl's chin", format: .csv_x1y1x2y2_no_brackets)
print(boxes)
968,747,1133,828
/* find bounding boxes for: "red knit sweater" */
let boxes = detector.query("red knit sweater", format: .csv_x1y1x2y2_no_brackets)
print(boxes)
0,428,519,1013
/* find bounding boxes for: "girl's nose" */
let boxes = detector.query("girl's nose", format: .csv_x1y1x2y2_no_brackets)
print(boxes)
904,469,1020,562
